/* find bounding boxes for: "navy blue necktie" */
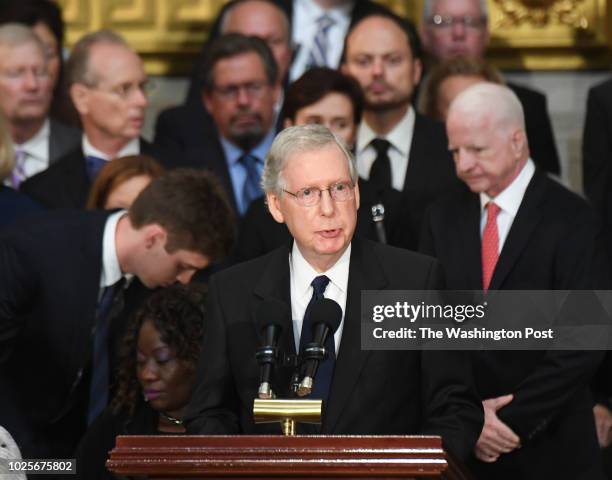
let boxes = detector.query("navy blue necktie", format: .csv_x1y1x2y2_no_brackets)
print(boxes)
87,278,125,425
238,154,263,213
299,275,335,401
85,155,107,181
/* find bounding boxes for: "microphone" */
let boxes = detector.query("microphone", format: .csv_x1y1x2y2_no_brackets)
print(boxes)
255,299,290,399
297,298,342,397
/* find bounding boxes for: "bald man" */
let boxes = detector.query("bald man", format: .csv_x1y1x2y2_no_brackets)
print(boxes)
420,83,608,479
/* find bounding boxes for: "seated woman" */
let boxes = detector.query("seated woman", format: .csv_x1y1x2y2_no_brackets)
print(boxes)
86,154,165,210
421,57,503,121
236,67,411,261
0,113,41,230
75,284,207,479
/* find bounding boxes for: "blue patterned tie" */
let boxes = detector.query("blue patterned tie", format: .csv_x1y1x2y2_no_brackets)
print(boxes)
307,14,335,68
85,155,107,181
299,275,335,401
9,149,27,189
239,154,263,214
87,278,125,425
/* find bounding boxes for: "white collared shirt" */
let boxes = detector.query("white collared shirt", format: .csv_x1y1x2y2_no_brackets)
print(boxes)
82,135,140,163
479,159,535,253
289,242,351,354
100,210,127,290
290,0,354,81
15,119,50,178
355,106,415,191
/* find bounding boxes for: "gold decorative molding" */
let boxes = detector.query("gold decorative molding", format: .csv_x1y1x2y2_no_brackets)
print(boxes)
57,0,612,74
487,0,610,69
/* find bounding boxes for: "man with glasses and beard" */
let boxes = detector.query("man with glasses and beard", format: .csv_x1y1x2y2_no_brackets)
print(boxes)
179,33,281,217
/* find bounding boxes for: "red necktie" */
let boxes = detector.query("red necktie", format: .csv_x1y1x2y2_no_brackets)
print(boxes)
482,202,501,291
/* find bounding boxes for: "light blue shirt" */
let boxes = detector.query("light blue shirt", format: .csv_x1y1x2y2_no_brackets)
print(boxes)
220,128,276,215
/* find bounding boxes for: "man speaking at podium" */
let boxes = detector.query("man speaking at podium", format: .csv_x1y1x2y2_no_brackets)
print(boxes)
185,125,483,460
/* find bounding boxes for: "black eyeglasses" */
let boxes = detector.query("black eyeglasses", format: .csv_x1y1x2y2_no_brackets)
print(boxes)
283,182,355,207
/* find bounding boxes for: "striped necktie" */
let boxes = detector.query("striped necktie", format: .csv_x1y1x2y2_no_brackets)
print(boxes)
306,14,336,68
9,149,27,189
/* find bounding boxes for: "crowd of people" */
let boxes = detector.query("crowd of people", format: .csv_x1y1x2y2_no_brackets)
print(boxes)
1,0,612,479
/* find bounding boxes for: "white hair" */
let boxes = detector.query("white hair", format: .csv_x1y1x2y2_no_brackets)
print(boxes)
0,23,45,55
262,124,357,194
422,0,488,22
448,82,525,132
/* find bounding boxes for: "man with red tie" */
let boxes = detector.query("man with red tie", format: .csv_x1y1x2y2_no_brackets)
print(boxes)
420,82,609,479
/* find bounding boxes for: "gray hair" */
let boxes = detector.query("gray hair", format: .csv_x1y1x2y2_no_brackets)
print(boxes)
0,23,45,56
65,29,130,86
262,124,358,193
449,82,525,132
0,112,15,181
422,0,488,22
219,0,291,41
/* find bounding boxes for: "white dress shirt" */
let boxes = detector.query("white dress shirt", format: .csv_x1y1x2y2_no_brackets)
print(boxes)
290,0,354,81
100,210,128,290
289,242,350,354
82,135,140,162
355,106,416,191
479,158,535,253
15,119,50,178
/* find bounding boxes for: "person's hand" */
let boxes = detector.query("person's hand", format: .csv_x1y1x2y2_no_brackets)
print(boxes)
593,403,612,447
474,394,521,463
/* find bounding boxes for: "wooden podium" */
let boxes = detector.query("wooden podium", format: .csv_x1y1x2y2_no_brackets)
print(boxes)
107,435,473,479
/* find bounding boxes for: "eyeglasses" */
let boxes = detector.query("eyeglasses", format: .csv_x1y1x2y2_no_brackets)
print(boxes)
283,181,355,207
428,14,487,30
87,79,155,100
212,81,269,101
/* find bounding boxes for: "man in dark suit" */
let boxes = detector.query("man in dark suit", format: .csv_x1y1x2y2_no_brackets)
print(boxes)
420,83,607,479
277,0,391,81
186,124,483,461
583,79,612,262
177,34,281,217
155,0,291,154
0,169,235,460
419,0,560,175
341,11,462,237
0,24,80,188
236,67,413,261
20,30,170,209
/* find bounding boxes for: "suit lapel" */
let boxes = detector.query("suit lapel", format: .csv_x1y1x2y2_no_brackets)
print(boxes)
323,238,388,433
489,171,548,290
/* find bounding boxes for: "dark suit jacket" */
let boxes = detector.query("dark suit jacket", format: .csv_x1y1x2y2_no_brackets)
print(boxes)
419,170,608,479
48,118,81,165
185,237,484,461
582,79,612,268
508,82,560,175
0,211,151,459
364,112,465,241
20,139,169,209
235,178,413,262
0,186,42,231
178,131,279,217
